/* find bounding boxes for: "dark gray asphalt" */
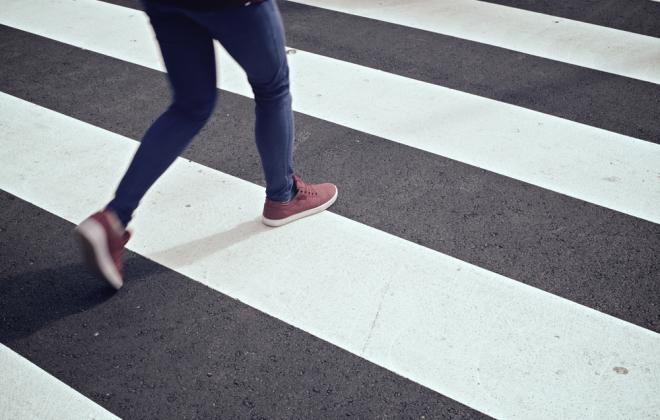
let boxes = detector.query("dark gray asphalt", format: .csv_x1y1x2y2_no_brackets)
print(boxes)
1,26,658,332
1,1,659,419
481,0,660,38
1,190,486,419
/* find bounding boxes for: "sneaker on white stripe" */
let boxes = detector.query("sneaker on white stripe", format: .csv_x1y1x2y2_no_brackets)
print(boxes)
262,175,338,227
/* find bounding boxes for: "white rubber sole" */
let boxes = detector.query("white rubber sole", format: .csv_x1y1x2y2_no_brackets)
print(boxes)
262,188,339,227
75,219,123,289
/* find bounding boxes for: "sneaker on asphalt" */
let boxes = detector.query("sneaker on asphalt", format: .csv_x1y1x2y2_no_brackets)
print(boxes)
75,210,131,290
262,175,338,227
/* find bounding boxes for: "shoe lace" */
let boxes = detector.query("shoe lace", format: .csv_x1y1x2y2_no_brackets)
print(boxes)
294,176,318,196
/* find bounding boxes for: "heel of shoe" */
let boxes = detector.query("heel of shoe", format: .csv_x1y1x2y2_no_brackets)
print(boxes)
75,220,123,289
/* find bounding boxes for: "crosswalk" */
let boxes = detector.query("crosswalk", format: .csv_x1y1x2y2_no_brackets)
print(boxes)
4,0,660,223
291,0,660,84
1,0,658,419
1,344,118,420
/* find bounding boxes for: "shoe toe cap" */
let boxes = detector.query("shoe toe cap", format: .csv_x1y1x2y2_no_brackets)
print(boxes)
320,183,338,202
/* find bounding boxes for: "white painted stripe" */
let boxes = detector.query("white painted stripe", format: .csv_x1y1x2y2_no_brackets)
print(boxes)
0,344,120,420
291,0,660,85
2,93,659,419
2,0,659,225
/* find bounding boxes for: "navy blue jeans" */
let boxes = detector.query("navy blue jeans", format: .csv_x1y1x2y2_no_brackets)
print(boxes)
107,0,294,227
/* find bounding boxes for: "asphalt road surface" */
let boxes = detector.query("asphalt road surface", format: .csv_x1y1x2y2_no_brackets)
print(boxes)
1,0,659,419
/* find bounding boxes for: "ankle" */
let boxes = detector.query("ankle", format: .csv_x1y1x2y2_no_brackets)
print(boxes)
104,209,126,234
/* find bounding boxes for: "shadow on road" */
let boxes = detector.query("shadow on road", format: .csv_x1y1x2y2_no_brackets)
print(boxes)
147,218,268,268
0,257,165,342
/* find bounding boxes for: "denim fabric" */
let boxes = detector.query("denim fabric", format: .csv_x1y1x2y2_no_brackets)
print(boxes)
107,0,294,227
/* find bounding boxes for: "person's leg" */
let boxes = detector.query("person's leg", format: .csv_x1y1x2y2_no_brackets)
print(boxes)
191,1,294,203
106,3,217,227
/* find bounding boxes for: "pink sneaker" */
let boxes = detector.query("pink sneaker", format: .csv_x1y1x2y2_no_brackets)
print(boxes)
75,210,131,289
262,175,338,227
